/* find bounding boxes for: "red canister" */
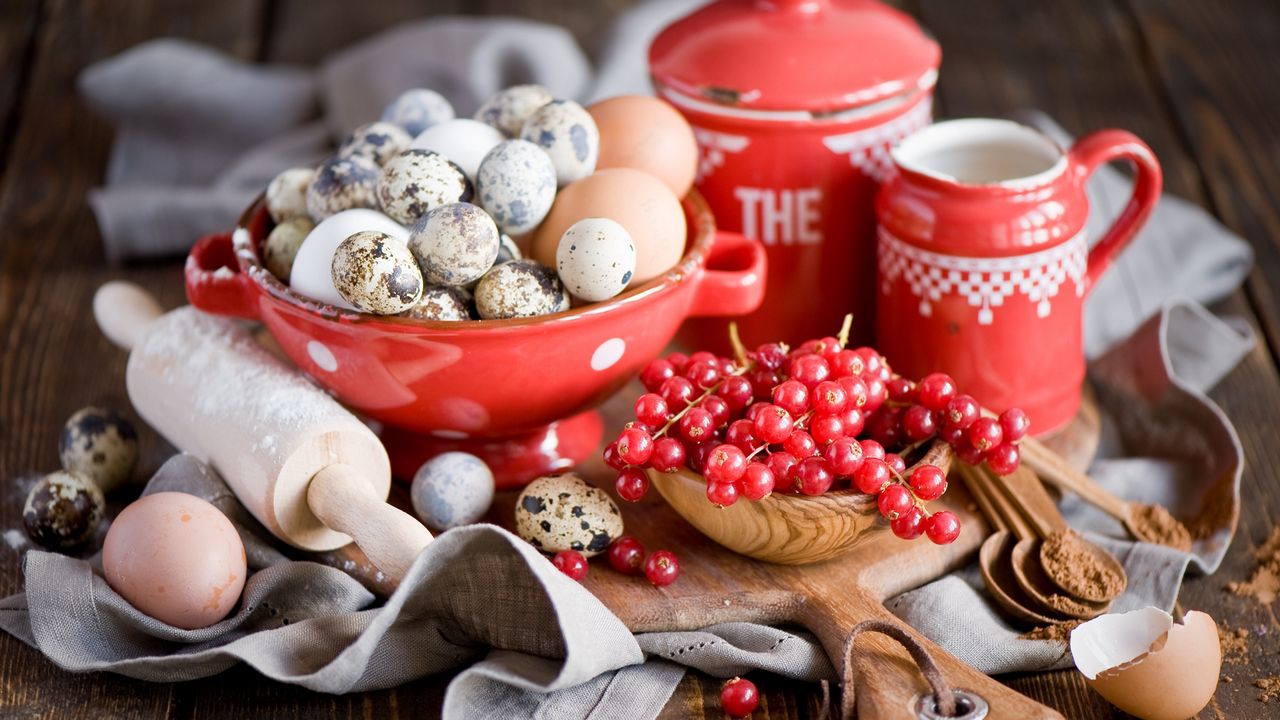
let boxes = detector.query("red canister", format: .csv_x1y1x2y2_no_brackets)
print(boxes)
651,0,940,348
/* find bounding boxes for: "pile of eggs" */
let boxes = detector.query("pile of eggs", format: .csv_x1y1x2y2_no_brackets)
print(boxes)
262,87,697,320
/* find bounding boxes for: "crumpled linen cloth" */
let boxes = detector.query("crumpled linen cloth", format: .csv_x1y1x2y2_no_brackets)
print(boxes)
5,4,1252,718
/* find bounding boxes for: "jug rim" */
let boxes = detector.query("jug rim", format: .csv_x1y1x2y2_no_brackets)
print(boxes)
891,118,1068,191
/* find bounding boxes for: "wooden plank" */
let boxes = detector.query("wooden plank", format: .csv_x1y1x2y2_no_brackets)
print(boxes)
0,0,41,180
263,0,469,65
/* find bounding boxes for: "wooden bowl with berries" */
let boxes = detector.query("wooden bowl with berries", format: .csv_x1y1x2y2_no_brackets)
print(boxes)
605,319,1031,565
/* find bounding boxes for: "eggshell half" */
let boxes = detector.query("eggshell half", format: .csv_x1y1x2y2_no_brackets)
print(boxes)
1071,607,1220,720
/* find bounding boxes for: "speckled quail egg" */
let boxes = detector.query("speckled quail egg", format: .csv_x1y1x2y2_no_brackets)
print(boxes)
338,121,412,166
474,259,570,319
475,139,557,235
306,154,380,221
410,118,505,181
496,233,522,264
514,474,623,557
410,452,495,530
23,470,105,551
402,285,474,321
556,218,637,302
263,217,313,282
521,100,599,186
266,167,314,223
381,88,455,136
290,208,408,309
474,84,553,137
58,406,138,494
407,202,499,287
331,230,424,314
376,149,473,225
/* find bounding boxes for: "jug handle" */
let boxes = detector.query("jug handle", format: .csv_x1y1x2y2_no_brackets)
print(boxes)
689,230,768,318
185,231,261,320
1068,130,1162,293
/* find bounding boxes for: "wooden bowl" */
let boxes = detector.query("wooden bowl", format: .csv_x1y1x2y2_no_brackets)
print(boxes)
647,441,954,565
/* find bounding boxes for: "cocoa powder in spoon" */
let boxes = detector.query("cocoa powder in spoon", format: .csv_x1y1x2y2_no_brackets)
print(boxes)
1040,529,1126,600
1130,503,1193,552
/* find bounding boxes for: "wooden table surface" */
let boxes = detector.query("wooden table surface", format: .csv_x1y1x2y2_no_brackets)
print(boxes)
2,1,1278,717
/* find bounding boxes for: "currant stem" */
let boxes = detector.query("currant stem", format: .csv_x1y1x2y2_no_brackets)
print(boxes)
836,313,853,349
728,322,749,368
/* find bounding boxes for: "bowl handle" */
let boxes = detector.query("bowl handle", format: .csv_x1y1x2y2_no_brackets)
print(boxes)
688,230,767,318
184,231,259,320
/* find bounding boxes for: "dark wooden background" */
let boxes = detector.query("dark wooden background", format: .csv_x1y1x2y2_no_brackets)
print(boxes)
2,1,1279,718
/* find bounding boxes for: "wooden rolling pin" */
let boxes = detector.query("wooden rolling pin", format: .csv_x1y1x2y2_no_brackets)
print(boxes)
93,282,433,582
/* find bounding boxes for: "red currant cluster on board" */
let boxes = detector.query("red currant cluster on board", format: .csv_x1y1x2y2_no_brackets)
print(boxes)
603,322,1030,545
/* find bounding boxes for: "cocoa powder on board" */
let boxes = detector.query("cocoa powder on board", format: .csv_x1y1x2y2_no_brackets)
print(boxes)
1227,527,1280,605
1020,619,1083,643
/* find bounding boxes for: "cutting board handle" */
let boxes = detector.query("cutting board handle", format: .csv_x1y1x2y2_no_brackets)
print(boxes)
800,589,1062,719
94,281,163,350
307,463,434,582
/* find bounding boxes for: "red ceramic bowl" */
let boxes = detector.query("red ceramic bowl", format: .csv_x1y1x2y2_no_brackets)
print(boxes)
185,191,765,488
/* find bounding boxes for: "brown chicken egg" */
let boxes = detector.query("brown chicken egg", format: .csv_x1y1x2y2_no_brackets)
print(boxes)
530,168,685,288
588,95,698,198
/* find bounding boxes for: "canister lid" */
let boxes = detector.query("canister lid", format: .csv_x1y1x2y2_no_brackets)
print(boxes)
649,0,940,115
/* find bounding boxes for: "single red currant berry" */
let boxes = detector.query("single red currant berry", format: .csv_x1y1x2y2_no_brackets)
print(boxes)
725,419,758,454
607,536,646,575
720,677,760,719
859,439,886,460
659,376,695,408
753,342,787,370
616,426,654,465
744,401,767,422
552,550,589,581
967,417,1004,453
688,350,718,368
765,451,799,484
854,347,884,377
891,506,926,540
811,380,848,415
704,444,748,484
644,549,680,586
718,375,754,410
813,335,842,360
665,352,689,373
837,375,869,409
887,377,917,403
678,407,715,442
685,360,721,389
944,394,981,429
909,464,948,501
706,479,740,507
955,438,986,466
702,395,732,428
832,348,866,378
603,441,626,471
939,423,966,447
771,379,810,416
884,453,907,476
902,404,938,441
810,414,844,447
840,407,866,438
999,408,1031,443
854,457,892,494
650,437,687,473
793,456,834,495
824,438,865,476
864,376,888,411
783,430,817,458
866,406,903,447
749,368,781,400
634,393,669,427
986,442,1021,475
790,354,832,387
687,441,716,474
640,359,675,392
740,462,776,500
877,483,914,519
753,404,794,444
924,511,962,545
917,372,958,412
615,467,650,502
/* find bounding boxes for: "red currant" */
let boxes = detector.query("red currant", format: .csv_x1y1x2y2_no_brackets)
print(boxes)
967,417,1003,452
705,444,748,484
552,550,589,581
924,510,962,545
854,458,892,494
752,404,794,444
615,467,650,502
999,408,1031,443
859,439,886,460
811,380,848,415
864,376,888,411
685,360,720,389
877,483,914,519
917,372,958,412
866,406,903,447
616,426,654,465
753,342,787,370
659,376,695,408
944,394,981,429
902,404,937,441
678,407,715,442
823,438,865,476
644,549,680,586
783,430,817,458
702,395,731,428
749,368,781,400
884,453,907,476
810,414,844,447
772,379,810,416
721,677,760,719
634,393,669,427
840,408,866,437
909,464,947,501
706,479,740,507
725,419,757,454
854,347,884,377
938,423,966,447
687,441,716,474
837,375,869,409
607,536,646,575
765,451,799,483
640,359,675,392
718,375,754,410
791,354,831,387
650,437,686,473
793,456,834,495
832,348,866,378
891,506,926,539
665,352,689,373
986,442,1021,475
688,350,718,368
887,377,917,403
603,441,626,471
813,335,842,359
740,462,775,500
955,439,986,466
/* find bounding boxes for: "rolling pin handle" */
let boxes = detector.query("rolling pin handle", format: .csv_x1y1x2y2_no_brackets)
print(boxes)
307,463,434,583
94,281,163,350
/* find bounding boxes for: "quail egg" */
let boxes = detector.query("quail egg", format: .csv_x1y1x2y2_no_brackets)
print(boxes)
381,88,455,136
58,406,138,493
376,149,473,225
474,84,553,137
306,154,380,221
474,259,570,319
289,208,408,309
402,285,474,321
23,470,105,551
410,452,495,530
514,474,623,557
408,202,500,287
496,233,522,264
475,139,557,236
263,217,313,282
338,121,412,166
520,99,599,186
331,230,424,314
265,167,314,223
556,217,637,302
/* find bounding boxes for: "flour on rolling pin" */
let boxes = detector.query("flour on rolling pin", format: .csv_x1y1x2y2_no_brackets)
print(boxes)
127,308,390,551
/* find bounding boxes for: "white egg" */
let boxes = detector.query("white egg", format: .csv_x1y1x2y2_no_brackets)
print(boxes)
521,100,599,186
409,119,505,181
556,217,637,302
475,139,556,235
289,209,408,309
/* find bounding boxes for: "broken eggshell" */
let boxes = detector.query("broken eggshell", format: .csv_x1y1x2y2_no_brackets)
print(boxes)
1070,606,1220,720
